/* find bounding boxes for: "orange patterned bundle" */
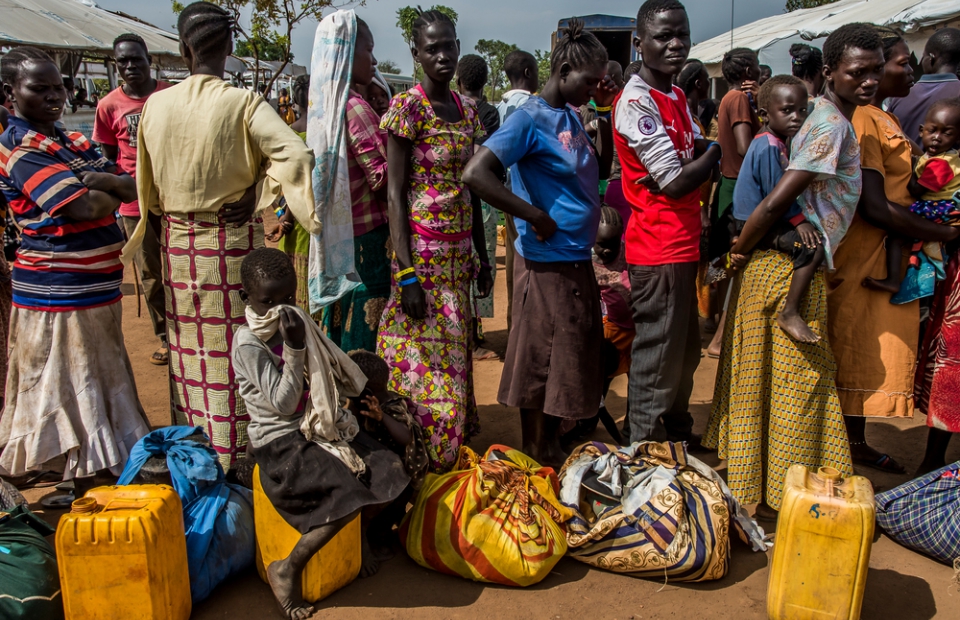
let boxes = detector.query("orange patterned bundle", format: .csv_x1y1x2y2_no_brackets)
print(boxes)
400,444,573,587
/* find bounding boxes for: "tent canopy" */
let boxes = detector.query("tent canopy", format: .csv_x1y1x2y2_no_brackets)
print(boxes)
0,0,182,64
691,0,960,78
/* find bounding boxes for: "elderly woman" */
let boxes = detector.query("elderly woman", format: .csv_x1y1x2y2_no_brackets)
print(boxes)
132,2,320,470
828,27,959,473
0,47,149,492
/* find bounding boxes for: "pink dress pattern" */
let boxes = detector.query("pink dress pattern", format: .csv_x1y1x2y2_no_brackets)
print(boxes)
377,86,484,472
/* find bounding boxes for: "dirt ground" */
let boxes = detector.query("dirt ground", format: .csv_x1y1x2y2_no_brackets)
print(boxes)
20,234,960,619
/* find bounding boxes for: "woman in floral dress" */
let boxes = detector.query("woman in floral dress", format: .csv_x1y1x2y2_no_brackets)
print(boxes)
378,10,491,472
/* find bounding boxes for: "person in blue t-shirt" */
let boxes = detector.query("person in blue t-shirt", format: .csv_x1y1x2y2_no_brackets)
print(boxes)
464,20,617,467
732,75,824,342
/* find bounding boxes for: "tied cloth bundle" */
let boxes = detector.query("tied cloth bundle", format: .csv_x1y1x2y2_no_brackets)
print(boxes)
245,304,368,474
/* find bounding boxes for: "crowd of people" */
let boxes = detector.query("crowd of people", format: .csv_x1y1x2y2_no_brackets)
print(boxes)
3,0,960,614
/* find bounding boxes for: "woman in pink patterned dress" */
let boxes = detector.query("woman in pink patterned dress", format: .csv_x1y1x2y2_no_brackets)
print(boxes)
378,10,491,473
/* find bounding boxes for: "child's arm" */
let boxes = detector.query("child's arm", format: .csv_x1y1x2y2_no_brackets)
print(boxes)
911,157,953,200
357,395,413,447
732,170,818,255
908,172,925,200
234,309,307,418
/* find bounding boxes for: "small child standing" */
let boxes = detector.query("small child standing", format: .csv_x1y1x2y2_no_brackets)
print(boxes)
232,248,409,620
733,75,824,343
864,99,960,295
347,350,430,490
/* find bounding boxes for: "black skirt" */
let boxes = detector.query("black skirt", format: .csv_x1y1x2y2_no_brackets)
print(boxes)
252,430,410,534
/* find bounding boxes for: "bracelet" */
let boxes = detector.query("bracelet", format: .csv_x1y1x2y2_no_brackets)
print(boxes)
398,276,419,287
395,267,415,281
274,207,287,218
593,105,612,113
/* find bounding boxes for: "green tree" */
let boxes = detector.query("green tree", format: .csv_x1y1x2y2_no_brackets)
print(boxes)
396,5,459,81
378,59,403,75
786,0,840,11
172,0,335,91
235,36,286,62
534,49,551,89
474,39,518,100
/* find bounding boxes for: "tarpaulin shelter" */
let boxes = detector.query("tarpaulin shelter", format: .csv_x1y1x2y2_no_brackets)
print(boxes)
690,0,960,81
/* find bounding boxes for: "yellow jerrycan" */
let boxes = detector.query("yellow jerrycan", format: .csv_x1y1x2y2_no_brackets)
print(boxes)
253,464,362,603
767,465,874,620
56,485,191,620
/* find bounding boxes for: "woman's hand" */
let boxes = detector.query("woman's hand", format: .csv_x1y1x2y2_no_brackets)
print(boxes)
476,265,493,298
221,184,258,227
401,281,427,320
531,211,558,241
795,221,821,249
277,306,306,349
593,75,619,108
266,210,295,242
358,395,384,422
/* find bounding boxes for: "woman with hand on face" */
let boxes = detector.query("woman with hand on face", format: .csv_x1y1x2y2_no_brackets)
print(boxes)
132,2,320,470
0,47,149,495
377,10,490,473
464,20,617,467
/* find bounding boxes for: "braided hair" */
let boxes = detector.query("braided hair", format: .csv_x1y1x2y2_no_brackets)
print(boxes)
599,205,624,231
624,60,644,80
177,2,233,65
823,23,882,69
637,0,687,35
292,74,309,110
240,248,296,294
721,47,757,84
551,18,608,75
410,9,456,49
113,33,148,55
1,46,55,87
789,44,822,80
757,74,805,111
875,26,904,61
677,59,704,95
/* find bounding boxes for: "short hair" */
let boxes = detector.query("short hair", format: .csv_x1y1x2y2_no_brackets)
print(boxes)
292,74,309,109
240,248,295,293
789,43,823,80
759,64,772,75
927,97,960,124
504,50,536,84
0,46,55,87
721,47,757,84
457,54,488,92
636,0,687,34
348,350,390,389
410,9,456,48
113,33,148,55
599,205,624,232
875,26,904,62
757,74,806,110
624,60,644,79
926,28,960,68
551,18,608,75
177,2,233,64
823,23,883,70
677,59,703,95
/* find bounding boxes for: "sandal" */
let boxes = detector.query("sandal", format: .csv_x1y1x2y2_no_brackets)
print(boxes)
855,453,906,474
41,491,75,509
149,346,169,366
473,347,499,361
7,470,61,490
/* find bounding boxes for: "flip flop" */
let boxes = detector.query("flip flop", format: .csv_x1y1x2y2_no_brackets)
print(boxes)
7,470,61,490
41,491,75,509
855,453,906,474
473,347,499,361
149,346,169,366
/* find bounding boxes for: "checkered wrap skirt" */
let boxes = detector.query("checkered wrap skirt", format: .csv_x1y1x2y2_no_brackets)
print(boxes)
163,212,264,471
703,250,852,509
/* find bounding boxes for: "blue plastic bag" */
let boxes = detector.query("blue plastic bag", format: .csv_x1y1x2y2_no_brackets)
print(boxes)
118,427,255,602
892,251,945,304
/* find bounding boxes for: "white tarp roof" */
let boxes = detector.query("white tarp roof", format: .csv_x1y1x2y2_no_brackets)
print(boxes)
691,0,960,77
0,0,182,62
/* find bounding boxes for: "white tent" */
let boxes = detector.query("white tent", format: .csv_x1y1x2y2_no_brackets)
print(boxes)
0,0,183,64
690,0,960,79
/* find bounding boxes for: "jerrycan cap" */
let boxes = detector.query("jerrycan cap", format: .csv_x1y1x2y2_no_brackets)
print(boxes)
70,497,100,514
817,466,843,482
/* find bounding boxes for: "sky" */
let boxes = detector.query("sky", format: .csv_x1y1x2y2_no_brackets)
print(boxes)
93,0,784,75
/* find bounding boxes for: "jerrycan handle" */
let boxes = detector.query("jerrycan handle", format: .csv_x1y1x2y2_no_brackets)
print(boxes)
817,466,843,497
101,499,152,513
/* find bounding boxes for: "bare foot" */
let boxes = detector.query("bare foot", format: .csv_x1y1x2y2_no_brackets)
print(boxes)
359,535,380,578
267,559,314,620
777,311,820,343
862,276,900,294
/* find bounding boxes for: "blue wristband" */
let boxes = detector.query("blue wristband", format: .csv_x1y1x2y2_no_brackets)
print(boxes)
398,276,419,287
